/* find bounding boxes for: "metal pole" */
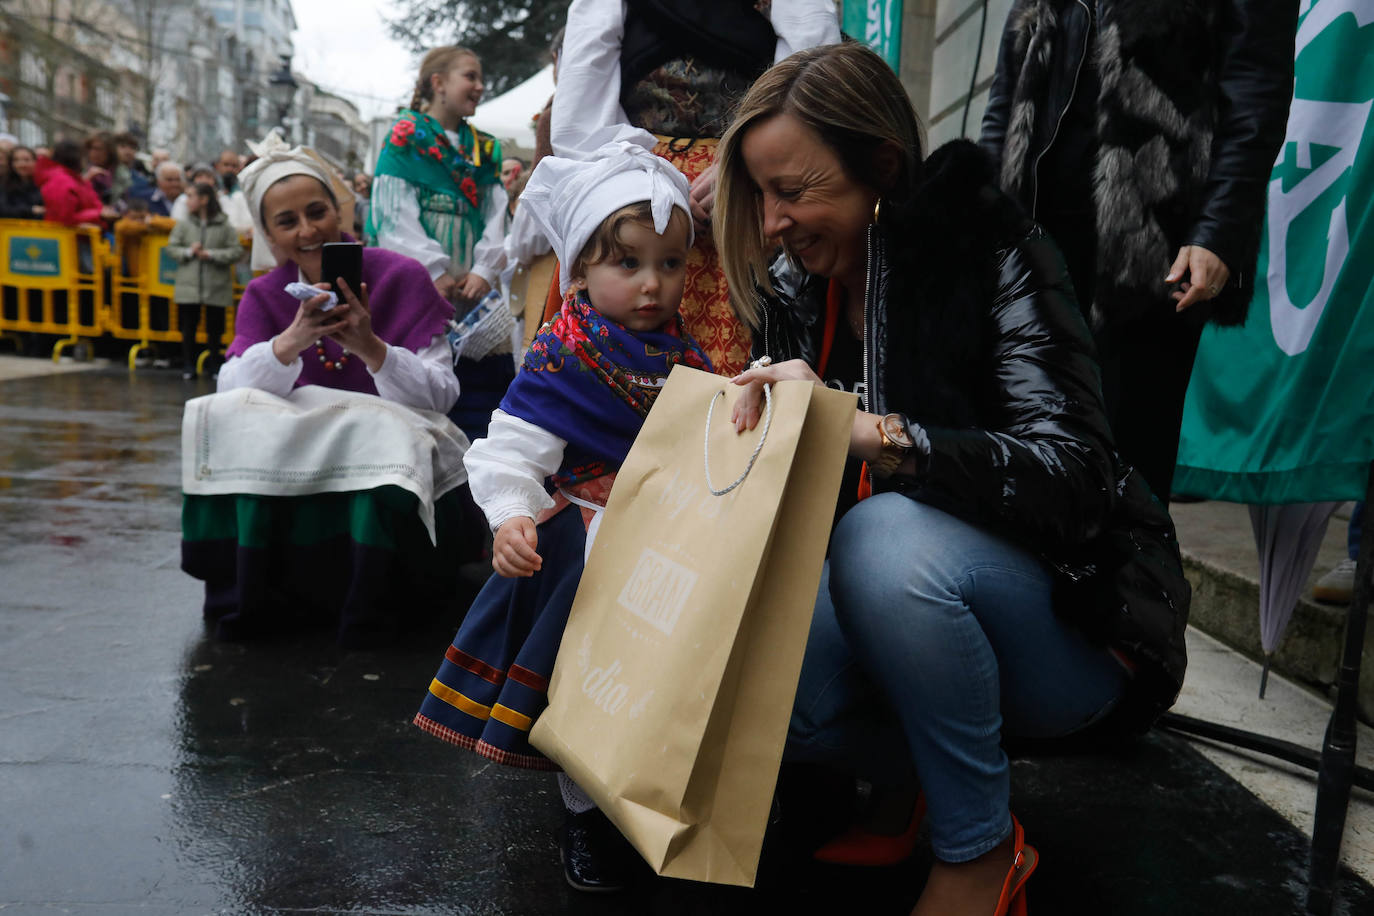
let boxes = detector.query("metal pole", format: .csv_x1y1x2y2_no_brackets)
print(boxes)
1306,466,1373,915
1158,712,1374,792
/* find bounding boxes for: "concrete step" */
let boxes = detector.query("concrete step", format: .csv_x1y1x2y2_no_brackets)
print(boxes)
1171,500,1373,723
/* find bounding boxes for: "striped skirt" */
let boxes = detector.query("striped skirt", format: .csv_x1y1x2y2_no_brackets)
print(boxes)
414,503,587,770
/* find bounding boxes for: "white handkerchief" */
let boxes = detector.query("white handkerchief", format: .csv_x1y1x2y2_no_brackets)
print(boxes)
283,281,338,311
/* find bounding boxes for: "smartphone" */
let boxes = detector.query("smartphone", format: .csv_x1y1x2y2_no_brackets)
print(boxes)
320,242,363,300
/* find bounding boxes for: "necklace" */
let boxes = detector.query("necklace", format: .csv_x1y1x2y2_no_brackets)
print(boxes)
314,339,350,371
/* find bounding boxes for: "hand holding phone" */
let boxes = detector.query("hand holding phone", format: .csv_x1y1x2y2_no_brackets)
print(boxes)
320,241,363,300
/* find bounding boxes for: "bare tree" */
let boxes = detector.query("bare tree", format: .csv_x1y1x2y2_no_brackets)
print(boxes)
387,0,569,97
122,0,194,142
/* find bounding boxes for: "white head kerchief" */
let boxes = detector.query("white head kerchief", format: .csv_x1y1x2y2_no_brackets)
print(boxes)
238,131,354,270
518,126,692,295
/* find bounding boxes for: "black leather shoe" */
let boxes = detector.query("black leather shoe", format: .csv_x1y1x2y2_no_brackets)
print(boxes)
559,809,635,893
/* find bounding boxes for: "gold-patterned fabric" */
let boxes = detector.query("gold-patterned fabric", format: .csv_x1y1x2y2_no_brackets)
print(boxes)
653,135,751,377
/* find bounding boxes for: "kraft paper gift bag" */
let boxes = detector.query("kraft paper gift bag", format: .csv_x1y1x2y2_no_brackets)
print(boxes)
529,364,855,887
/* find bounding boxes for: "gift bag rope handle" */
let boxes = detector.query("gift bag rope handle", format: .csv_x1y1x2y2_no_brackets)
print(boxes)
704,358,774,496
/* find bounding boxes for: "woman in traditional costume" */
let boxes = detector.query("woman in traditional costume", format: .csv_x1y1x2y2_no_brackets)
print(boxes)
549,0,841,376
180,136,477,648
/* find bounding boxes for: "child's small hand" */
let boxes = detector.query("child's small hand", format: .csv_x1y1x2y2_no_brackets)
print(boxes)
493,517,541,577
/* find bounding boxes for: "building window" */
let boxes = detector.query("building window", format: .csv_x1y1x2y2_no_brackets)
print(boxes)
96,84,115,118
20,51,46,87
17,118,42,146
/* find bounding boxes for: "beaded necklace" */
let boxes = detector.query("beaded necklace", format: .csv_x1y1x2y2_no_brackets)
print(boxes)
314,338,350,371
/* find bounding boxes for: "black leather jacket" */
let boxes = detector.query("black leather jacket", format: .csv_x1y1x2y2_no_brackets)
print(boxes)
751,142,1189,729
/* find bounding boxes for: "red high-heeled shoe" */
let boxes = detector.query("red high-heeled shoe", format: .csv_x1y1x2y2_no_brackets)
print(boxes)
813,792,927,866
994,815,1039,916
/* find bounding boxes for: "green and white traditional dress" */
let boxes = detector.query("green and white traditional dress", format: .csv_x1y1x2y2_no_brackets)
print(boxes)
367,109,508,288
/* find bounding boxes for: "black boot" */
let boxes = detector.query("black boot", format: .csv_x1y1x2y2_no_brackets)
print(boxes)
559,808,637,893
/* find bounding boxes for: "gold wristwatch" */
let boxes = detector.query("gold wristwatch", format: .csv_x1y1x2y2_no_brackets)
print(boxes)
873,413,914,478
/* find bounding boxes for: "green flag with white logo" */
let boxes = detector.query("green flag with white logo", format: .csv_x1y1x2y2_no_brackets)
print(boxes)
1174,0,1374,505
843,0,904,71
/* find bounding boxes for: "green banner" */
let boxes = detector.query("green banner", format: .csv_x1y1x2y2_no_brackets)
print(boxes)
8,237,61,277
1175,0,1374,504
844,0,904,71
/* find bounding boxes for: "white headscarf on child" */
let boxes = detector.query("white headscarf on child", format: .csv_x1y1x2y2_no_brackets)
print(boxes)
238,131,355,270
517,126,693,295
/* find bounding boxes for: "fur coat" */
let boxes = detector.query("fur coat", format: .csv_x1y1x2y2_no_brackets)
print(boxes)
981,0,1296,327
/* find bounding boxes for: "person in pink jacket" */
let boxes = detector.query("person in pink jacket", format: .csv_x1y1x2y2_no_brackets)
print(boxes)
37,140,107,227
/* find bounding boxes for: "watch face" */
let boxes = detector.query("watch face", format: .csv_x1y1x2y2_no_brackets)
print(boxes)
883,414,914,448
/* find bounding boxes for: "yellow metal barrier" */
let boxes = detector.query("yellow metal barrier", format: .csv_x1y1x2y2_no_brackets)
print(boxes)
0,219,106,360
109,227,245,369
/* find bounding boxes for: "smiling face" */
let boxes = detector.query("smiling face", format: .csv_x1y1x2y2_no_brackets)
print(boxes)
500,158,522,190
260,174,342,282
574,210,690,333
11,148,35,180
740,112,876,289
434,54,484,120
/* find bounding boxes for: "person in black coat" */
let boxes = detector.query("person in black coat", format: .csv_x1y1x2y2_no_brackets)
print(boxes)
979,0,1298,502
0,146,46,219
714,43,1189,916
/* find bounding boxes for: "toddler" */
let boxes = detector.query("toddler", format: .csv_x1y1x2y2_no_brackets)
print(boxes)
415,128,711,892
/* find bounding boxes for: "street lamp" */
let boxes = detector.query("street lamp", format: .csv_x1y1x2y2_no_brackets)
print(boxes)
267,55,297,141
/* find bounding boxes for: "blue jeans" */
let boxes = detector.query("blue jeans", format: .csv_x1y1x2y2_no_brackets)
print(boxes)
786,494,1128,863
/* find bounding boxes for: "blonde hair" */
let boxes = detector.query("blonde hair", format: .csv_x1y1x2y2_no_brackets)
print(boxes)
568,202,689,285
713,43,925,328
410,46,479,112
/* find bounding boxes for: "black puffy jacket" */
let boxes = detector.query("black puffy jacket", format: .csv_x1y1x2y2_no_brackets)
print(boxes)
750,142,1190,730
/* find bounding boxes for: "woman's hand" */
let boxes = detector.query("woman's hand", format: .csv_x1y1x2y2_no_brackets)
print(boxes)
689,162,718,235
493,517,541,577
728,359,822,432
456,272,492,303
1167,245,1231,312
327,279,387,371
272,288,350,365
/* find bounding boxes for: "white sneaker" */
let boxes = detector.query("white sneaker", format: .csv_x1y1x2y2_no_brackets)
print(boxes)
1313,557,1357,604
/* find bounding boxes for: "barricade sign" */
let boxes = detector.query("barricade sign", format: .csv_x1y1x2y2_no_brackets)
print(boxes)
0,219,105,358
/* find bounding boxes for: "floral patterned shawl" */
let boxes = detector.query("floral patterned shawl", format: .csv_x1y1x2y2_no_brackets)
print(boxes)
367,108,502,244
500,293,712,487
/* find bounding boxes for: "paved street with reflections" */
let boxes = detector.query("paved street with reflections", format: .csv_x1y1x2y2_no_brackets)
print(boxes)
2,360,1372,915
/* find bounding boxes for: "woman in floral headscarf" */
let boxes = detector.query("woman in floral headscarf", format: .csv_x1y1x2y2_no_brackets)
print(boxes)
368,46,507,306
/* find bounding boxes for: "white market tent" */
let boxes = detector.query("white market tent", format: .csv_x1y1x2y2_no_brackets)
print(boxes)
471,64,555,157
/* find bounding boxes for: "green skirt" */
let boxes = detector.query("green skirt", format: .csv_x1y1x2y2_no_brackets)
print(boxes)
181,485,482,647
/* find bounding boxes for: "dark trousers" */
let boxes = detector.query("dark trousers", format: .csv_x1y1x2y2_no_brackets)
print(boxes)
178,303,225,372
1095,306,1206,504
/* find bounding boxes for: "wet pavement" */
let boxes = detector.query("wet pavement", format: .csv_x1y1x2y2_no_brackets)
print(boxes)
3,361,1373,915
